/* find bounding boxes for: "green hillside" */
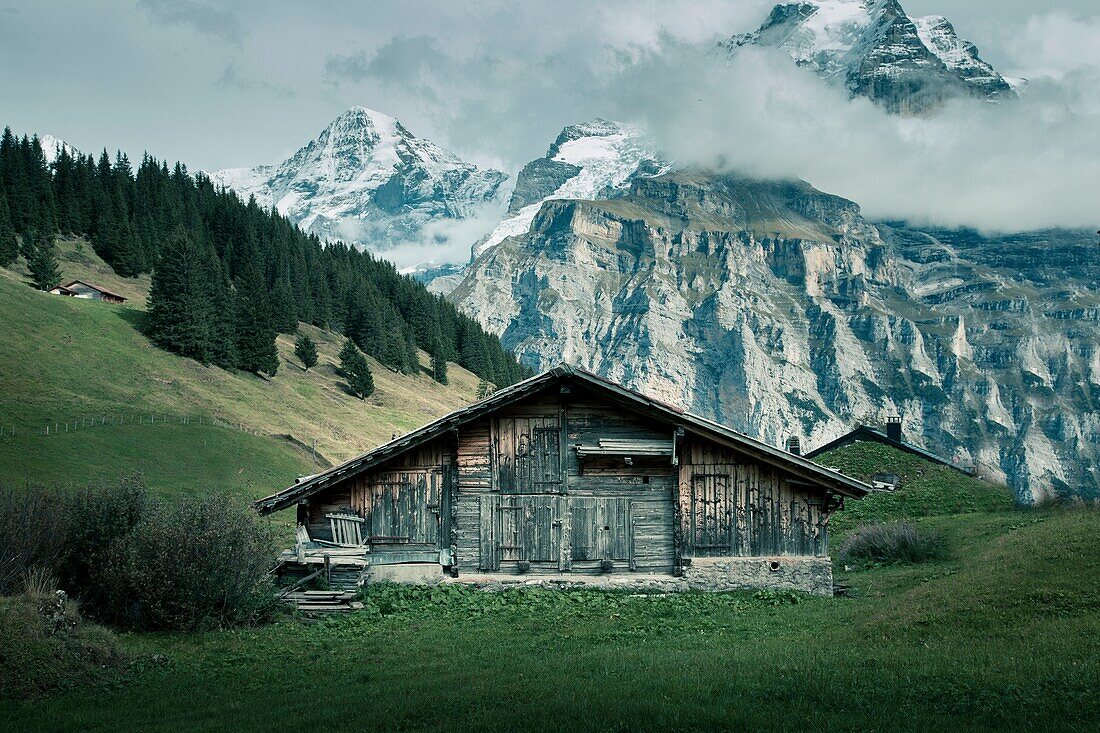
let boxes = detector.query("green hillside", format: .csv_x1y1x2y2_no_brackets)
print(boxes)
0,239,483,498
813,439,1016,536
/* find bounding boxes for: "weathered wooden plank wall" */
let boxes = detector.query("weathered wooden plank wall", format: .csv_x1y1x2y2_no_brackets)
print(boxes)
678,438,828,558
450,390,678,575
305,442,449,547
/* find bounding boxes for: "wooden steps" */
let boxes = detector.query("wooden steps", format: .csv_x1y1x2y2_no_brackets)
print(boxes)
282,590,364,614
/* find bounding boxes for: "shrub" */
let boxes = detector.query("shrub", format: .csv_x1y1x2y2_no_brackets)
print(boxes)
0,575,126,700
59,475,149,606
97,493,276,630
0,486,69,595
839,522,947,567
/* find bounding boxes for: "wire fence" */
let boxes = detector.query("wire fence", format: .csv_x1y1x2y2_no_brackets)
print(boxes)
0,412,265,439
0,412,329,469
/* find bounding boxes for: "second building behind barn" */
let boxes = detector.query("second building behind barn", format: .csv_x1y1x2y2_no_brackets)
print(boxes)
257,365,869,595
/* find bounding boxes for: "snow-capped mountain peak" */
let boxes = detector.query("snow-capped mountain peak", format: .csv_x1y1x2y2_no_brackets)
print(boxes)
211,106,506,252
724,0,1015,114
38,134,77,165
473,119,667,258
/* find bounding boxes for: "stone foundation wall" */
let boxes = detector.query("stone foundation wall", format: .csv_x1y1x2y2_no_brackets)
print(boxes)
366,556,833,596
683,556,833,596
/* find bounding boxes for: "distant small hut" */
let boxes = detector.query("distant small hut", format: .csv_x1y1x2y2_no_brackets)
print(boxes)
49,279,127,304
805,416,977,484
256,365,870,597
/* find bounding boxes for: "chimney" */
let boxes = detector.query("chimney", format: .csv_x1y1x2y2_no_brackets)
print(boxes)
886,416,902,442
785,436,802,456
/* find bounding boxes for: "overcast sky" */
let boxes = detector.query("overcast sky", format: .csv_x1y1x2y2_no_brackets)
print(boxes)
1,0,1098,231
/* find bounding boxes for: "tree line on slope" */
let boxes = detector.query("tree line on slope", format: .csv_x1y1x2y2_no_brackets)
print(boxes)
0,127,529,387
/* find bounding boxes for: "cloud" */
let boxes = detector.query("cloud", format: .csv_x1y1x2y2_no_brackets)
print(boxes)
316,5,1100,233
606,40,1100,233
330,197,511,270
138,0,245,47
318,1,773,171
325,36,447,92
214,64,295,98
989,12,1100,81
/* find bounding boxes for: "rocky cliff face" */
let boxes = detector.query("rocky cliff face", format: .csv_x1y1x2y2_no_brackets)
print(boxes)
211,107,506,252
723,0,1017,114
452,171,1100,501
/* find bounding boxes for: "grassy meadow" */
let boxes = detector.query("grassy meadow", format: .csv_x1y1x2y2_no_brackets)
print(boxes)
2,500,1097,732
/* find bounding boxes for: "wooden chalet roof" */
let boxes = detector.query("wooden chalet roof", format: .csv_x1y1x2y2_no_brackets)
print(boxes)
255,364,871,515
62,279,128,301
805,425,975,476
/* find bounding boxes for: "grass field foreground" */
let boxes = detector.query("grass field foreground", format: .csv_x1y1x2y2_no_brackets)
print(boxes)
2,501,1098,732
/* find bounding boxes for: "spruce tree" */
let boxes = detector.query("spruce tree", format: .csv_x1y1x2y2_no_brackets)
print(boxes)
338,338,374,399
430,338,448,385
294,334,318,371
476,377,495,400
148,228,231,365
27,229,61,291
403,326,419,375
337,338,358,378
233,264,279,376
111,218,145,277
270,278,298,333
0,189,16,267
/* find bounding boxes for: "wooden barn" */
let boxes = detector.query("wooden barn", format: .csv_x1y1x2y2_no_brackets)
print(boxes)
49,279,127,303
256,365,869,596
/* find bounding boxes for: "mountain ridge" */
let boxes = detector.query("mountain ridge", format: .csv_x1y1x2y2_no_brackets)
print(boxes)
211,106,507,253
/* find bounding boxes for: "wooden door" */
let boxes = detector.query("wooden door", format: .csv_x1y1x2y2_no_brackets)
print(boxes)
498,495,561,566
495,417,562,494
570,498,632,563
689,472,734,555
365,469,442,545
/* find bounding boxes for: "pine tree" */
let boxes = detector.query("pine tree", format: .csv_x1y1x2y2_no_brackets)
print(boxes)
27,229,61,290
430,338,448,385
147,228,233,366
270,278,298,333
111,218,145,277
403,326,419,375
233,264,279,376
294,334,318,371
0,188,17,267
337,338,358,379
338,338,374,399
476,377,495,400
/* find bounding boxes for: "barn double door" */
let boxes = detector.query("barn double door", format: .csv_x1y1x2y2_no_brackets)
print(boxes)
478,495,634,572
480,414,638,572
